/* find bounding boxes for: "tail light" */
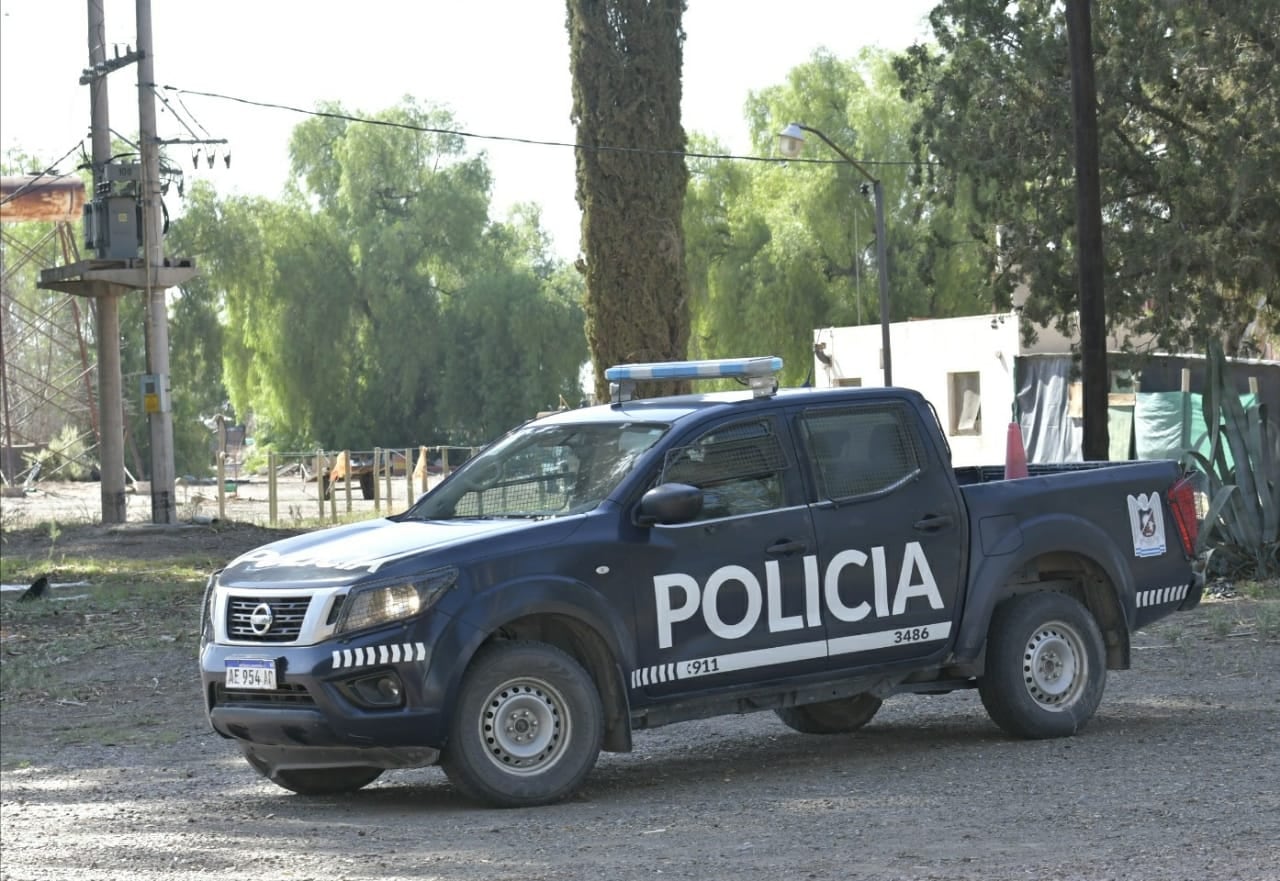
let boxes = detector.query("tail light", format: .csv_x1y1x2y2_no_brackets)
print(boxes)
1166,476,1199,557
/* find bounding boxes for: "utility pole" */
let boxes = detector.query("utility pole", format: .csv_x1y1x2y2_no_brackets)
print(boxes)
1066,0,1109,460
40,0,195,525
87,0,128,524
136,0,176,524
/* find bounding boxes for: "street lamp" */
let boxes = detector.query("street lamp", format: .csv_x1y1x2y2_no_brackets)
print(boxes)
778,122,893,386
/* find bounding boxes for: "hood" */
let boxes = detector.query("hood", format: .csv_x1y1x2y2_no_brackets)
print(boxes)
218,517,538,587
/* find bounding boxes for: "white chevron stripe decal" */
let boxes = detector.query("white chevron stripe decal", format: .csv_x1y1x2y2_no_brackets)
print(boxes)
330,641,428,669
1137,584,1191,609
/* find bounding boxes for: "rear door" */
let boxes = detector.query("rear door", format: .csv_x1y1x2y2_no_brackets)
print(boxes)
629,414,826,698
794,400,966,671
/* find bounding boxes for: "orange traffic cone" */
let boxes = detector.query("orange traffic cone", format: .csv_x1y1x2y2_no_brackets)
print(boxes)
1004,421,1029,480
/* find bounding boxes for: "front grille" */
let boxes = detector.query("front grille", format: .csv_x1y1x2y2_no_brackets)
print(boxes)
213,682,316,706
226,596,311,642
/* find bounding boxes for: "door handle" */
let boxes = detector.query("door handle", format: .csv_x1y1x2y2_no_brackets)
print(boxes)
765,539,807,556
913,514,954,532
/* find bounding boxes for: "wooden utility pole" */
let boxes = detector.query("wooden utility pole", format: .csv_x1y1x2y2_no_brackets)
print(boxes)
1065,0,1109,460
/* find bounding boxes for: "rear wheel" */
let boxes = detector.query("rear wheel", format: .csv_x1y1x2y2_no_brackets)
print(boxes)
978,591,1106,739
774,693,882,735
442,641,603,808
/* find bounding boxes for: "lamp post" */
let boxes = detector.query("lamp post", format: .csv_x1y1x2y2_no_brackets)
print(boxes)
778,122,893,387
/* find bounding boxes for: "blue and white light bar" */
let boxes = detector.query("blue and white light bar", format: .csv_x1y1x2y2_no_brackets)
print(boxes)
605,356,784,403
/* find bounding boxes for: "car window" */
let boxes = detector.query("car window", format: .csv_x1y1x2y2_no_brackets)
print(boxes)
405,422,667,520
800,405,920,499
660,419,789,519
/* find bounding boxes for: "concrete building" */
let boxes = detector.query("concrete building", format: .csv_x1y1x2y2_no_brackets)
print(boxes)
812,312,1278,467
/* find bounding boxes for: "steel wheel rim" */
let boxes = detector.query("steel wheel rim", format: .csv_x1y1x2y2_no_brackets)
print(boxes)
478,677,570,776
1022,620,1086,710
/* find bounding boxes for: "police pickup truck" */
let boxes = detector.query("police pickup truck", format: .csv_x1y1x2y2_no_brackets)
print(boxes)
199,356,1203,808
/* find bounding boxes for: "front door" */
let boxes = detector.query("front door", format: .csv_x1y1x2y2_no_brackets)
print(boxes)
629,415,826,698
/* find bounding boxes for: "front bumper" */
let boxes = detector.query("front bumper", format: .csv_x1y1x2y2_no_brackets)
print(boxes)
201,612,478,757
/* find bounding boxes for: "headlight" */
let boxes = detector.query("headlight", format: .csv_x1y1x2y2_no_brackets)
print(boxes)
201,571,219,644
336,566,458,635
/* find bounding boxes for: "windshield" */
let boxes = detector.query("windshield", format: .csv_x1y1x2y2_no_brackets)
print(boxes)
403,421,668,521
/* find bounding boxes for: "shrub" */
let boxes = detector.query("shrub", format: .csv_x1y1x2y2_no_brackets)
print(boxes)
1183,340,1280,578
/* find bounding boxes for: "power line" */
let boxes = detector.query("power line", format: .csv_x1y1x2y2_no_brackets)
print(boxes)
160,84,925,169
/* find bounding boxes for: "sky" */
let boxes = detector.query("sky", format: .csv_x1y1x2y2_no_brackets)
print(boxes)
0,0,935,261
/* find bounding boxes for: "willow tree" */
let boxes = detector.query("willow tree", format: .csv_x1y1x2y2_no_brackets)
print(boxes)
568,0,689,399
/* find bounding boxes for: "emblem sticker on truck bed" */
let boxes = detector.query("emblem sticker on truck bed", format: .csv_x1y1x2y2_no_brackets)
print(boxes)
1127,492,1167,558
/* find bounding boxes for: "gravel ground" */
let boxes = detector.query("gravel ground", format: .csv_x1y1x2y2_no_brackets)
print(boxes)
2,617,1277,880
2,486,1278,880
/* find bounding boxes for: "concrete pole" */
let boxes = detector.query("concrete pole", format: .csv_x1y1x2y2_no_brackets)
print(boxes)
87,0,128,524
136,0,176,523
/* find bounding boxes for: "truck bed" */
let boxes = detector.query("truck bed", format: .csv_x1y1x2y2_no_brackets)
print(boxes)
953,460,1148,486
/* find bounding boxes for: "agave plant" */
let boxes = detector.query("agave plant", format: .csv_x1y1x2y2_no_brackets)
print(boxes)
1182,340,1280,578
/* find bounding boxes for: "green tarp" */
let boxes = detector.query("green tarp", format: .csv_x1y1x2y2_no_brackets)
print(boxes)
1134,392,1257,464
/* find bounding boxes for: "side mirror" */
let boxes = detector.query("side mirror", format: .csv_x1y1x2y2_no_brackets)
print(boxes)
636,482,703,526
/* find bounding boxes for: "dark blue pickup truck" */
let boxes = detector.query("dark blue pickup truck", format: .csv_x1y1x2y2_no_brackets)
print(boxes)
199,357,1203,807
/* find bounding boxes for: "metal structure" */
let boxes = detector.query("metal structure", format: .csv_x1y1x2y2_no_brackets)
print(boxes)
0,179,102,486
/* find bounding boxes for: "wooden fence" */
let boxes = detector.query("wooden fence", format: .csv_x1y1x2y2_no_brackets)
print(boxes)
210,445,477,526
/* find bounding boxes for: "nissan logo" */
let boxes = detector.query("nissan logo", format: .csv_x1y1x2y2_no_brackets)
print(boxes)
249,603,275,636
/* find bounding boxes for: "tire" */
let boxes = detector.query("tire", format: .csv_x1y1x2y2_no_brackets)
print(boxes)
267,766,384,795
359,472,375,500
978,591,1106,739
775,693,883,735
442,640,603,808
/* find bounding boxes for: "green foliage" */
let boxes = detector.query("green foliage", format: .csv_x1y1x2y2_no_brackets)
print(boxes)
437,266,587,444
169,99,585,451
1184,340,1280,578
25,425,91,481
569,0,691,400
683,50,991,385
895,0,1280,355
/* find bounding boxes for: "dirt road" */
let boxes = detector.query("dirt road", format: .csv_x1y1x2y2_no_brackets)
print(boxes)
1,505,1277,880
2,622,1277,881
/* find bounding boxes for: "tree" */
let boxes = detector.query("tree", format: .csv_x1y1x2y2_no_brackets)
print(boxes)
895,0,1280,358
682,50,991,383
568,0,690,400
171,100,585,451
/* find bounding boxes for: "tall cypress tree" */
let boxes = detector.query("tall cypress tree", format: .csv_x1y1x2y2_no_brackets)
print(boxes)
568,0,690,399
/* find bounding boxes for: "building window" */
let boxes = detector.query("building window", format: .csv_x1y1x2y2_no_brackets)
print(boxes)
948,372,982,436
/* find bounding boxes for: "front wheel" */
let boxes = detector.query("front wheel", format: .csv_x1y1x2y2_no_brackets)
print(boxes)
978,591,1106,739
442,641,603,808
774,693,883,734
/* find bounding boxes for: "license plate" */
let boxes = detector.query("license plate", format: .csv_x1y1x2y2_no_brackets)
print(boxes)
225,658,277,690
